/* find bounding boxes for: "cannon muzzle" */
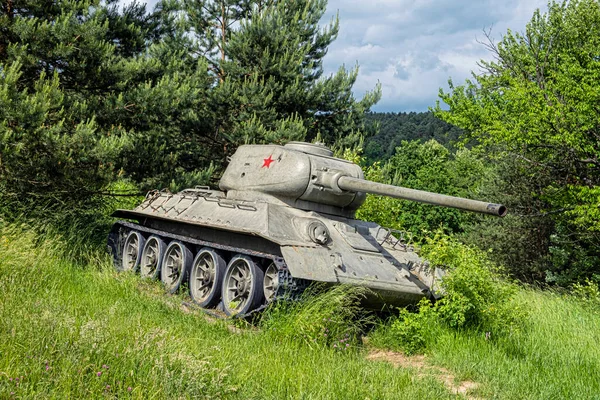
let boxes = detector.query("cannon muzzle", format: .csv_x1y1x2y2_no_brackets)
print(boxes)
337,176,507,217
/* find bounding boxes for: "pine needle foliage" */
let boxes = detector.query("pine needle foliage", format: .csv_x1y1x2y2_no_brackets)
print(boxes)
1,0,379,223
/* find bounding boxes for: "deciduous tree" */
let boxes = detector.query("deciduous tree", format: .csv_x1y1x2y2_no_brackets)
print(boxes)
435,0,600,284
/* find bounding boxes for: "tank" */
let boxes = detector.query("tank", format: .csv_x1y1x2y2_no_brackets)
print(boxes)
108,141,506,316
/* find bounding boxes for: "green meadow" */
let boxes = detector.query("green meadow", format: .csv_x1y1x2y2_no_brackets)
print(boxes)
1,224,598,399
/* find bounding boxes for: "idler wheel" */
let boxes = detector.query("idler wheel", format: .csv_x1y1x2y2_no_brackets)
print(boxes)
161,241,192,294
222,255,264,316
121,230,145,272
140,235,166,280
189,248,226,308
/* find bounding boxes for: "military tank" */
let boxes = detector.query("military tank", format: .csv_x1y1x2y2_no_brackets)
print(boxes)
108,142,506,316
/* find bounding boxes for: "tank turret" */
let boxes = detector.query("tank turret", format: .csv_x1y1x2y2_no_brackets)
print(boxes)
109,141,507,317
219,141,506,218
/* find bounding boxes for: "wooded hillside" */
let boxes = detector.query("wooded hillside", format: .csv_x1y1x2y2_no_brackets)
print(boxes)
363,111,464,161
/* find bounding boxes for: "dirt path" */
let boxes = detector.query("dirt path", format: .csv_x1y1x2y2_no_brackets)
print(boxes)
366,350,480,399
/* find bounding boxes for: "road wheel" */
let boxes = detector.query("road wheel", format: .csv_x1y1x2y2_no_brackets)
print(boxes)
189,247,226,308
222,255,264,316
161,241,192,294
140,235,166,280
121,230,145,272
263,262,279,303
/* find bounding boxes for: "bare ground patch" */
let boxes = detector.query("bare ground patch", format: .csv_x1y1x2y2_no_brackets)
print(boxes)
366,350,481,399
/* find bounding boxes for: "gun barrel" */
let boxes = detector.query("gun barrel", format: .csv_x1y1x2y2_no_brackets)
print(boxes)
337,176,507,217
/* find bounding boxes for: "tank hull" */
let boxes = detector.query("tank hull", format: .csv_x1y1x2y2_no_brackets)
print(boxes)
110,187,441,309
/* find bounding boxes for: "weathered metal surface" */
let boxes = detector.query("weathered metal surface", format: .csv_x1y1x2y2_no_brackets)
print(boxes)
110,141,506,309
337,176,507,216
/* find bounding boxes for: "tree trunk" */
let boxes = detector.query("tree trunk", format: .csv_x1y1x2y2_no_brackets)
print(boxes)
0,0,14,59
219,1,226,82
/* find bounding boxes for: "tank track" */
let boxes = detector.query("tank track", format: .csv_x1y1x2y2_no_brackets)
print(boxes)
108,221,309,319
239,267,310,319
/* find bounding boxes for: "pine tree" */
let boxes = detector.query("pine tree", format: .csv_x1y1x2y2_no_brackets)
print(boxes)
0,0,212,216
181,0,380,153
1,0,379,221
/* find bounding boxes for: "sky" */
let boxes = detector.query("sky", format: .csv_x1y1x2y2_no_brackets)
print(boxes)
136,0,549,112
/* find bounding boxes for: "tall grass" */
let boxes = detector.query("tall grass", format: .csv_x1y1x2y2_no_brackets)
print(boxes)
414,288,600,399
0,223,449,399
260,284,373,349
1,222,599,399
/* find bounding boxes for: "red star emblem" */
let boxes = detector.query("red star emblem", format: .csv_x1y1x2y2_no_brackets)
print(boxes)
262,155,275,168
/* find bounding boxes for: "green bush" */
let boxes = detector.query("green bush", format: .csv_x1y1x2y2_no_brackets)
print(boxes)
373,233,525,354
571,279,600,308
370,299,437,355
422,233,524,334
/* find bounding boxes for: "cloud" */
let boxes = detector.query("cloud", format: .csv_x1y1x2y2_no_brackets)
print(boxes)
323,0,549,111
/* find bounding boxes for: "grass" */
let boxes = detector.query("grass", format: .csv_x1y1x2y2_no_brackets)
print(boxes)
0,224,449,399
1,222,599,399
370,288,600,399
431,288,600,399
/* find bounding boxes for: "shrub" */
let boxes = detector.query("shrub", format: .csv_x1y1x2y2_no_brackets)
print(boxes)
370,299,436,355
373,233,525,354
421,233,524,334
571,279,600,308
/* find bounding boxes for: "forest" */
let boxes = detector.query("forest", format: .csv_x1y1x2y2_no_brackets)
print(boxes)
0,0,599,398
363,112,464,161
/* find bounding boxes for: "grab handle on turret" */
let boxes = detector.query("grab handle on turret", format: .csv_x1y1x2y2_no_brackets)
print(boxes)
336,176,507,217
